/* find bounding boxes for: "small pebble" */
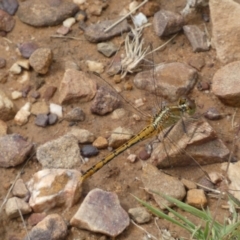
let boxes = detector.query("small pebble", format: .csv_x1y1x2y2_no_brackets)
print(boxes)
86,60,104,73
0,57,6,68
92,136,108,149
75,10,87,21
111,108,126,120
204,107,223,120
35,114,48,127
81,145,99,157
132,12,148,28
22,84,32,98
48,113,58,125
16,59,30,70
50,103,63,118
197,81,210,91
56,26,70,35
65,60,80,71
18,42,39,59
97,42,118,57
128,207,151,224
113,75,121,83
73,0,86,4
14,102,31,126
124,82,133,91
138,148,151,160
9,63,21,74
65,107,86,122
127,154,137,163
17,71,30,84
11,91,22,100
63,17,76,28
129,1,138,13
31,91,40,99
43,86,57,101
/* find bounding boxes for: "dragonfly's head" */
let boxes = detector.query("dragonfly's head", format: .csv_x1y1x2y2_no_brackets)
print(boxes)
178,97,196,115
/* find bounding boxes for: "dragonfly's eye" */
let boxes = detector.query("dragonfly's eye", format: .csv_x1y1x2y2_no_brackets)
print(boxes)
178,97,196,115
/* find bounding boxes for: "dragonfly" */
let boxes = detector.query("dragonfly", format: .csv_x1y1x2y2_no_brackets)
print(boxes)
80,97,196,182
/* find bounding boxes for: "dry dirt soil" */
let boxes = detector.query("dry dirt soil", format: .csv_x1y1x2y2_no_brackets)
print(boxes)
1,0,240,239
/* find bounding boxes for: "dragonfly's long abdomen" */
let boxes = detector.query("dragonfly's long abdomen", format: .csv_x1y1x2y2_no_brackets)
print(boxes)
80,124,157,182
80,97,196,182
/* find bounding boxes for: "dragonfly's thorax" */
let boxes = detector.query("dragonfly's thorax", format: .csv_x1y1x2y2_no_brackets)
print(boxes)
153,105,182,130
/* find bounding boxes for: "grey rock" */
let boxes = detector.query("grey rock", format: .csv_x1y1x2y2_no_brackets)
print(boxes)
65,107,86,122
0,9,15,32
97,42,118,57
212,61,240,107
81,145,99,157
0,134,33,168
0,0,19,15
29,48,53,74
35,114,48,127
204,107,223,120
183,25,210,52
133,62,197,102
210,0,240,63
128,207,151,224
18,42,39,59
12,179,29,198
84,18,129,43
70,188,130,237
5,197,32,219
150,118,230,168
69,128,95,143
36,133,81,168
91,86,121,115
142,163,186,209
23,214,67,240
17,0,79,27
153,10,184,37
48,113,58,125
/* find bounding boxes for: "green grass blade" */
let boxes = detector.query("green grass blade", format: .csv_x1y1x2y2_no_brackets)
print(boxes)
132,195,195,232
149,190,211,220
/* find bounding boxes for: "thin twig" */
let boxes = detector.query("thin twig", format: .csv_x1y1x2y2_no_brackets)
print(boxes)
50,35,85,41
145,33,178,56
104,0,148,33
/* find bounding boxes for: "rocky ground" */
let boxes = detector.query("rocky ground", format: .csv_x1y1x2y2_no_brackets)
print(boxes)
1,0,240,239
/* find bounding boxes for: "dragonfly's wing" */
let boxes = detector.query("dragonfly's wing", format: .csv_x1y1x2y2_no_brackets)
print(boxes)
150,117,230,168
